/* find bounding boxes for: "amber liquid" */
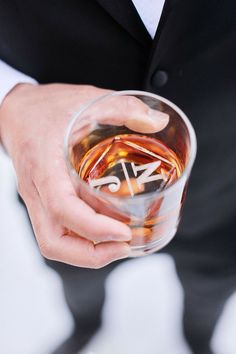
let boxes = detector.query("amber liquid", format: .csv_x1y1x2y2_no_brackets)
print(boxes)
71,134,184,249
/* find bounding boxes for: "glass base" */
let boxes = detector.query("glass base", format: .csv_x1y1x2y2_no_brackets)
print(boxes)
129,229,176,257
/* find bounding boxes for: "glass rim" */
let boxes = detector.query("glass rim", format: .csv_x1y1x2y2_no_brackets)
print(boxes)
64,90,197,201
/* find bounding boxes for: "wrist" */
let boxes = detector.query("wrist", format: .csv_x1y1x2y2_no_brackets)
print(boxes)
2,82,37,104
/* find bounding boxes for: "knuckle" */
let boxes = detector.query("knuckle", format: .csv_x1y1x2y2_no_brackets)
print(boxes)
91,253,108,269
39,240,54,259
17,179,24,197
17,178,36,202
86,243,104,269
92,258,104,269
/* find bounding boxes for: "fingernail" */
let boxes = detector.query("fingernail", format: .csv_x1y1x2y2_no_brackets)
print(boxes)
126,109,169,133
148,108,169,124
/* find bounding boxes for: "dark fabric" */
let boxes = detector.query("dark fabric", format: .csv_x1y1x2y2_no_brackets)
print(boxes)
48,259,120,354
96,0,152,45
5,1,236,353
1,0,235,237
0,0,151,88
168,236,236,354
144,0,236,237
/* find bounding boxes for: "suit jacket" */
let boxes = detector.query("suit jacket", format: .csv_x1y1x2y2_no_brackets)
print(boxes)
0,0,235,244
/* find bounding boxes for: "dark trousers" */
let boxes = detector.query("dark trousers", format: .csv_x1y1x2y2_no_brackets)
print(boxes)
167,235,236,354
45,232,236,354
20,196,236,354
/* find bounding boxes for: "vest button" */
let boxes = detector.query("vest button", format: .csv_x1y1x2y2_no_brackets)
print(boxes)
152,70,169,87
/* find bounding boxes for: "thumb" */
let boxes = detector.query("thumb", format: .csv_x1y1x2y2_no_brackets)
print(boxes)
85,94,169,133
124,106,169,133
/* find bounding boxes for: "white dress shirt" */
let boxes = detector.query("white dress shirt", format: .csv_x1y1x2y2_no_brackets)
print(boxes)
132,0,165,38
0,0,165,105
0,60,37,105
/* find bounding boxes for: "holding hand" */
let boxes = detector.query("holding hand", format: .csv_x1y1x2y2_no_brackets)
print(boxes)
0,83,168,268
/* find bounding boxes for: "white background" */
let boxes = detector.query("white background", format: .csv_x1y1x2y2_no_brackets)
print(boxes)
1,147,236,354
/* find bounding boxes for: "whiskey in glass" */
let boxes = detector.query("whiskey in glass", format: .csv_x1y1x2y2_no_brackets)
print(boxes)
65,91,196,256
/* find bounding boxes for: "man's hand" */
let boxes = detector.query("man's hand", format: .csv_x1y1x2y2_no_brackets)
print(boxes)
0,83,168,268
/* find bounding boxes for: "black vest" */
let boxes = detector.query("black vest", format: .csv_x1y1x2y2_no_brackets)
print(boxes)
0,0,236,242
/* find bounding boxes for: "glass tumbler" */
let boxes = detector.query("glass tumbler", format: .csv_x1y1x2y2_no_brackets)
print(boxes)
64,90,197,256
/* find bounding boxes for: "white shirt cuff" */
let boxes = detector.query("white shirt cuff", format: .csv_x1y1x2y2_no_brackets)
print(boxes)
0,59,38,105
